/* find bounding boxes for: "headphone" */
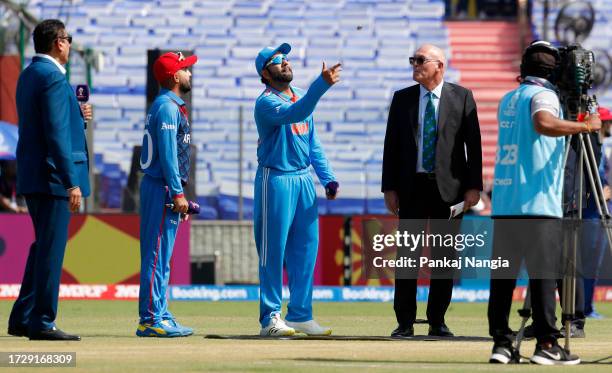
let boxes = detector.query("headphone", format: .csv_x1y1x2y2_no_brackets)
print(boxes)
520,40,561,81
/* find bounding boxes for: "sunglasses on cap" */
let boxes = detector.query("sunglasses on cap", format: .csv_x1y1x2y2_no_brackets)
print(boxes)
57,35,72,44
264,54,289,68
409,56,440,66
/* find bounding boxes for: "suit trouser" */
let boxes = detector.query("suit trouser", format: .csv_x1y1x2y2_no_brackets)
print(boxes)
394,174,455,327
138,174,181,324
9,194,70,333
254,167,318,328
487,217,560,346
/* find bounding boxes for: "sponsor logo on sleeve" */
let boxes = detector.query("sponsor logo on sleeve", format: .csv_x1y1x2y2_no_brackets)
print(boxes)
161,122,177,130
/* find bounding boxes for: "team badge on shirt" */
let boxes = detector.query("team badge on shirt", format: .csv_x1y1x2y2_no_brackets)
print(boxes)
291,122,309,135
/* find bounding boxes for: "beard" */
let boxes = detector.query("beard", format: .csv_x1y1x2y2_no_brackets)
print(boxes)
269,67,293,83
179,80,191,94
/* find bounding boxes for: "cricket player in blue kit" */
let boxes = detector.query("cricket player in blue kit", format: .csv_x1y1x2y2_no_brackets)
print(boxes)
254,43,342,336
136,52,197,338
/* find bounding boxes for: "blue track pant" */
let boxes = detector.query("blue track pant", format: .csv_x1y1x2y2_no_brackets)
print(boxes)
254,167,319,327
138,174,180,324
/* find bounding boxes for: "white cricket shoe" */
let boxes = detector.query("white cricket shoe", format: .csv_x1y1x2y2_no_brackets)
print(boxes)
259,314,295,337
285,319,332,336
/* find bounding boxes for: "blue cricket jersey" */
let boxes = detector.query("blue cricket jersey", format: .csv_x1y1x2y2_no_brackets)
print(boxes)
254,75,335,185
492,81,565,217
140,89,191,198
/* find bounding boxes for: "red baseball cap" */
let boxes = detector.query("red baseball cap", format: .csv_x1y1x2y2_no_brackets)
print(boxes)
153,52,198,83
598,106,612,121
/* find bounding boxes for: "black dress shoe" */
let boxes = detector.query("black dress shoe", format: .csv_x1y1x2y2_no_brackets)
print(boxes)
391,324,414,337
428,324,454,337
7,325,29,337
29,328,81,341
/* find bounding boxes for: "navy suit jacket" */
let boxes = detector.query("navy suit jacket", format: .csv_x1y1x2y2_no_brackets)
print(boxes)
16,56,90,198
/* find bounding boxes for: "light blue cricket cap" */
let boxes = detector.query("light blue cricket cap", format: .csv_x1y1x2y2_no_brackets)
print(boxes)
255,43,291,76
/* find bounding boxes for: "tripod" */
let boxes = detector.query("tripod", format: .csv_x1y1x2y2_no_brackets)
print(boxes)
514,130,612,356
561,131,612,350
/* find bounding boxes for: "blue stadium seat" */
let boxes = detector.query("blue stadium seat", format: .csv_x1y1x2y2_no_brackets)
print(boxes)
366,184,386,214
41,0,454,217
92,86,134,94
217,195,254,220
327,198,366,215
326,182,366,214
195,196,220,220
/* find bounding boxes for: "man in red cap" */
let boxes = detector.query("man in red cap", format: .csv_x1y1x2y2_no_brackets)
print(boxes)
581,106,612,320
136,51,197,337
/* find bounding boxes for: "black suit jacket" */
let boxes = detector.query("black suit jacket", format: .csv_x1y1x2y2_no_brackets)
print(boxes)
382,82,483,206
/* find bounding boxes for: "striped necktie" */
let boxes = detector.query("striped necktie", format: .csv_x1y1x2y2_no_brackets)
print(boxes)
422,92,437,172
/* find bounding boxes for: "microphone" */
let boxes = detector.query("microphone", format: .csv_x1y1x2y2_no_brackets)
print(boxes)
165,201,201,215
76,85,90,129
76,84,89,103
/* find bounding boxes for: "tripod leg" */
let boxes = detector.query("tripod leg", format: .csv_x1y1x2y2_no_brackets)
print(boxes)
515,286,531,354
560,220,578,350
562,272,576,350
560,135,586,351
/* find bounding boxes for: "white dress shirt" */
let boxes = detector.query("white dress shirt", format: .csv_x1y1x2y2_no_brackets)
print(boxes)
34,53,66,75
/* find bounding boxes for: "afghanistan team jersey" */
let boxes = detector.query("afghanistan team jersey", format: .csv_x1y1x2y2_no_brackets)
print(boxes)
254,75,335,186
140,89,191,197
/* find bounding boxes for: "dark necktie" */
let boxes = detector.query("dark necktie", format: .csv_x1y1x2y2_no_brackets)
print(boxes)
422,91,437,172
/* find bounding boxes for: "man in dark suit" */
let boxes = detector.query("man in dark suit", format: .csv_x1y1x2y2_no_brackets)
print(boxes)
7,19,91,341
382,44,483,337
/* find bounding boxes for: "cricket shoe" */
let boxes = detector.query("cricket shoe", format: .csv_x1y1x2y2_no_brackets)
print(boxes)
530,343,580,365
136,320,183,338
285,319,332,336
489,345,520,364
164,319,194,336
260,314,295,337
585,311,604,319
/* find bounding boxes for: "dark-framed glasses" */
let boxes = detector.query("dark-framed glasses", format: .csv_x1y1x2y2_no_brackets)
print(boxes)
57,35,72,44
409,56,439,66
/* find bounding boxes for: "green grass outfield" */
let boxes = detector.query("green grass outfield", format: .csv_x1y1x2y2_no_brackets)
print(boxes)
0,301,611,372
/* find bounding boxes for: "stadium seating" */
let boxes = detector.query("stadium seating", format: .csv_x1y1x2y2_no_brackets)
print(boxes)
21,0,459,214
23,0,461,216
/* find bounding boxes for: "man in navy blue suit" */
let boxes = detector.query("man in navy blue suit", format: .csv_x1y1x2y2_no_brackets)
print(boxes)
7,19,91,341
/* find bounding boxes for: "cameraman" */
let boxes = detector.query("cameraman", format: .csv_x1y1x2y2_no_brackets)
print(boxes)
488,40,601,365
